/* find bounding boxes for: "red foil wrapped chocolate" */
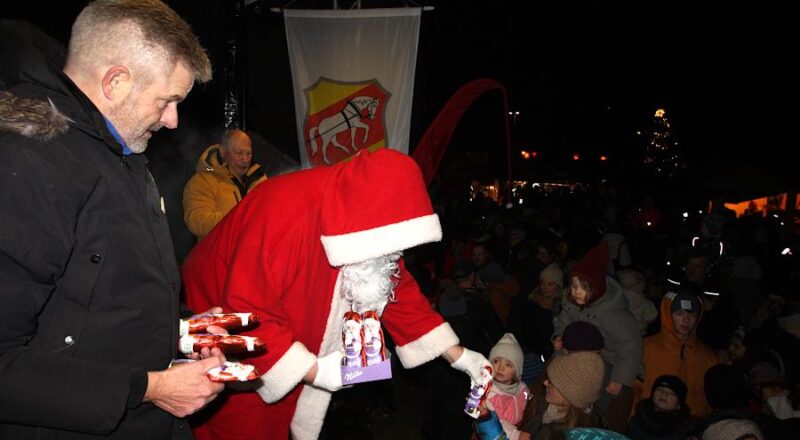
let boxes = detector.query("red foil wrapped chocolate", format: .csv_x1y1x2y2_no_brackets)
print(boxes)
179,334,264,355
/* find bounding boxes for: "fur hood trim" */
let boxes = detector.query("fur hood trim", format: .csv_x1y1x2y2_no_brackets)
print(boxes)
0,90,70,140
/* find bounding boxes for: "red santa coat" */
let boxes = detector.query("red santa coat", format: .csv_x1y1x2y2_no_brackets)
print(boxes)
182,149,459,440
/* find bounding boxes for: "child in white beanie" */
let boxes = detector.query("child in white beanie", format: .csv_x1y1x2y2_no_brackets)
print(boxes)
479,333,532,440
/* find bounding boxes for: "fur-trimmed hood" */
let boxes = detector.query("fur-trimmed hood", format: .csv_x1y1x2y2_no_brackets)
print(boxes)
0,20,74,141
0,90,70,140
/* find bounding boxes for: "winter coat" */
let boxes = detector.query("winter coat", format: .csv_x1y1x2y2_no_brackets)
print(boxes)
0,26,182,440
553,277,643,386
638,293,719,417
182,144,266,239
486,382,531,439
627,400,690,440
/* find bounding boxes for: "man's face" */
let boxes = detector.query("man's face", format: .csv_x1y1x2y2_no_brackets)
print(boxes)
671,309,699,339
108,61,193,153
685,256,708,284
652,386,680,412
221,133,253,178
471,246,488,267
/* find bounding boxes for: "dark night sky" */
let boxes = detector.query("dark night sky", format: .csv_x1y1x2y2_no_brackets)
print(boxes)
5,0,797,181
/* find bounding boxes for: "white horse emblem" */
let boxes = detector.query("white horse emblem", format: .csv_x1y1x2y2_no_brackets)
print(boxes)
307,96,380,164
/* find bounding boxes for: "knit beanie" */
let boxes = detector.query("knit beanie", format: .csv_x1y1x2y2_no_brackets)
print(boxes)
748,362,786,388
570,241,609,304
540,263,564,288
546,351,604,409
669,290,702,314
651,374,688,407
562,321,604,352
703,418,764,440
489,333,524,381
704,364,749,409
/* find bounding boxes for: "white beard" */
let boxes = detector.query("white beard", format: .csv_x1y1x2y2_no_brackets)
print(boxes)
340,252,401,315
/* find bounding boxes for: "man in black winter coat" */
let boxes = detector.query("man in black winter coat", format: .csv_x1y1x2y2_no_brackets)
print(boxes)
0,2,226,439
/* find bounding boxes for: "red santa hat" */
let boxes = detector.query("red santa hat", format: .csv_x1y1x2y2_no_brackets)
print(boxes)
320,148,442,267
570,241,609,304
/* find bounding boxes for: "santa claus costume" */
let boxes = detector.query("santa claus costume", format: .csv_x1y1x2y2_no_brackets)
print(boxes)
182,148,461,439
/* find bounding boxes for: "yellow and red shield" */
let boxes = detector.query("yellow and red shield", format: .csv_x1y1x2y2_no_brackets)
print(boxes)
303,78,389,167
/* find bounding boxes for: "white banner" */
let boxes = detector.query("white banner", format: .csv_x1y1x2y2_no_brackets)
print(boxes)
284,8,421,167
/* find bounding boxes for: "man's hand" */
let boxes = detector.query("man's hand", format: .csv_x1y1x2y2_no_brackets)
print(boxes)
448,346,491,387
310,351,344,392
144,352,226,417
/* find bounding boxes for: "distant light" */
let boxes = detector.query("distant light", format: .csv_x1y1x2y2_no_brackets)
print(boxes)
773,214,780,218
646,221,652,227
682,212,689,218
532,151,538,158
636,131,642,135
782,248,792,255
698,210,704,214
519,198,524,204
692,236,699,247
655,108,665,117
521,150,531,159
666,261,671,266
667,278,681,286
703,290,720,297
532,183,541,188
599,155,608,161
572,153,580,161
781,222,785,226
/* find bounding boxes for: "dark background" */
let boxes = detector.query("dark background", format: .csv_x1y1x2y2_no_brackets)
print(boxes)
4,0,797,257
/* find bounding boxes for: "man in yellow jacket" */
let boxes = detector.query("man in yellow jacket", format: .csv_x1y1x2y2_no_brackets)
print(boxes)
183,129,267,239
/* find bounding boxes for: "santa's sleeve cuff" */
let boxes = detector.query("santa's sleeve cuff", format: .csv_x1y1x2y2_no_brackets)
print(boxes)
255,341,317,403
395,322,459,368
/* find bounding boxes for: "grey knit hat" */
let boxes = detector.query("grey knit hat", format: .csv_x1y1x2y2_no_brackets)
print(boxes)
489,333,524,381
546,351,604,409
702,418,764,440
539,263,564,288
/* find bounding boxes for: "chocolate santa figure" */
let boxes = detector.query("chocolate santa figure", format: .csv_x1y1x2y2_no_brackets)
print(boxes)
183,149,491,440
342,311,365,367
362,310,386,366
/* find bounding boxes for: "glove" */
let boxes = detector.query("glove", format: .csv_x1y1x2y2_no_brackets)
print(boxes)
451,347,492,388
311,351,344,392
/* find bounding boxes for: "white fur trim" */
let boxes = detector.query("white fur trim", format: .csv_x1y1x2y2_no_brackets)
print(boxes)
254,341,316,404
290,273,350,439
395,322,460,368
322,214,442,266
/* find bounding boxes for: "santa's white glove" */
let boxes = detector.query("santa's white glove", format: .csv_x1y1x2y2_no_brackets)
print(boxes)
451,348,492,388
311,351,344,392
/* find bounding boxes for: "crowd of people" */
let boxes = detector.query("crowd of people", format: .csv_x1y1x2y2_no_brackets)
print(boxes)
412,184,800,439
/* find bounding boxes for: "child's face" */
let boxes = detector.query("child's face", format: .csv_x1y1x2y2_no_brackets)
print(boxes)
652,387,680,412
491,357,516,384
570,276,588,305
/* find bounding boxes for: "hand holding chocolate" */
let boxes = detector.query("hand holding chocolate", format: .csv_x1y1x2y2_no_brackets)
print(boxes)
180,312,259,336
179,334,264,355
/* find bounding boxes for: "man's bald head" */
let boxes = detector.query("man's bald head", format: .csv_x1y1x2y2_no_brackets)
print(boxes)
220,129,253,179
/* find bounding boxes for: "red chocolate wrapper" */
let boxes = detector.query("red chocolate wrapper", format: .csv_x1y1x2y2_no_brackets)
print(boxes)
180,313,259,336
179,334,264,355
206,361,260,382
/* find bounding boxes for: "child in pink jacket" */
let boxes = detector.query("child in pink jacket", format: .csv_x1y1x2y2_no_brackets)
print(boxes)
481,333,532,440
